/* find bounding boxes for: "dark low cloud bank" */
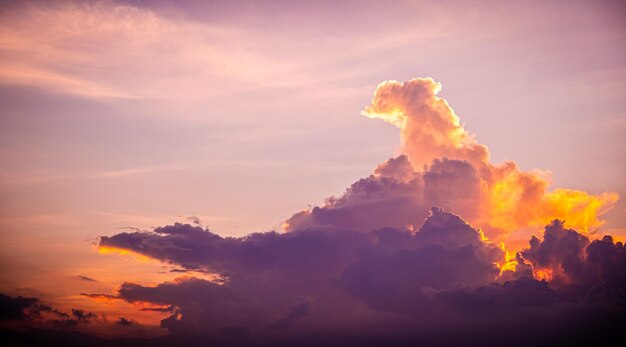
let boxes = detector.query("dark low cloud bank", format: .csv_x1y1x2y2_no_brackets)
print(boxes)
3,213,624,347
0,293,96,328
0,293,150,346
93,207,626,346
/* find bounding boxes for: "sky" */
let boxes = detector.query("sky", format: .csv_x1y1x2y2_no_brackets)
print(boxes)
0,0,625,345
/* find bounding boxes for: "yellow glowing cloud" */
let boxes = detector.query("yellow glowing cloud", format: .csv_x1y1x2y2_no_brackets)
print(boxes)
539,189,618,233
97,245,157,264
363,78,618,251
496,242,518,275
533,268,553,282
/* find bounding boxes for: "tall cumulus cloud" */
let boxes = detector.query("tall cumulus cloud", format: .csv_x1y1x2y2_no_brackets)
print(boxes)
91,78,624,346
288,78,617,241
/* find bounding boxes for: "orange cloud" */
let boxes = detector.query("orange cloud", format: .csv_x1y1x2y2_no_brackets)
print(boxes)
362,78,490,168
362,78,618,247
285,78,618,270
97,246,157,264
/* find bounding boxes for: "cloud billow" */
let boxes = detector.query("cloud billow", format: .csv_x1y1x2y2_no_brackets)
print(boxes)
288,78,617,240
92,78,625,346
99,209,625,345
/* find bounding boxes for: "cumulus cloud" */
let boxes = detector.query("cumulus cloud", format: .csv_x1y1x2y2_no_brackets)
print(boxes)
95,211,625,345
363,78,490,167
116,317,136,326
86,78,625,345
0,294,38,321
0,293,103,331
71,309,98,323
98,209,505,333
520,220,626,291
287,78,618,247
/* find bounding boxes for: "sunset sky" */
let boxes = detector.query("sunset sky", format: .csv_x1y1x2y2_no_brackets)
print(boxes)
0,0,625,345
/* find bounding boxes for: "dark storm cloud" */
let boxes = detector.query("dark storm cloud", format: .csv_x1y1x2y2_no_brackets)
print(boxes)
117,317,136,326
0,293,103,331
80,293,121,301
100,221,373,276
284,157,489,234
338,207,504,315
268,300,310,331
95,206,626,346
285,155,429,232
0,294,70,323
0,294,38,321
102,207,504,292
88,74,626,344
140,305,175,312
100,208,506,335
35,304,70,318
25,76,618,346
520,220,626,292
71,309,98,322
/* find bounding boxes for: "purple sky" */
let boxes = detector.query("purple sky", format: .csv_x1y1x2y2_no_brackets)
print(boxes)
0,0,625,344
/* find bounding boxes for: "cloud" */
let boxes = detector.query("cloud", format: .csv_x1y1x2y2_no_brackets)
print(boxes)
0,292,171,343
76,275,96,282
0,294,38,321
116,317,136,326
95,210,625,344
85,78,626,345
0,293,102,330
98,209,509,334
286,78,618,247
4,206,621,343
0,1,360,100
362,78,490,168
268,300,311,331
71,309,98,323
337,208,505,316
520,220,626,290
100,222,371,276
80,293,120,301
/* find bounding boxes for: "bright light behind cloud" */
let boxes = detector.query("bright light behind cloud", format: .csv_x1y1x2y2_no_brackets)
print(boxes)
292,78,618,250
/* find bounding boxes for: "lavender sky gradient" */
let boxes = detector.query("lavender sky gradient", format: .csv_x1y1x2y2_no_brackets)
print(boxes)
0,0,625,341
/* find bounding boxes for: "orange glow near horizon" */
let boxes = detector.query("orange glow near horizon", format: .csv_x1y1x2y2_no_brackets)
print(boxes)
96,246,227,284
97,245,159,264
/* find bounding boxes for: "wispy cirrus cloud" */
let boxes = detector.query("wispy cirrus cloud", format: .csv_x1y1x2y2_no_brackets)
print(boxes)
0,2,284,99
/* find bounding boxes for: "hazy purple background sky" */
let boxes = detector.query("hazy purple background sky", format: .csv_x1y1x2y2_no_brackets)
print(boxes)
0,0,625,337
